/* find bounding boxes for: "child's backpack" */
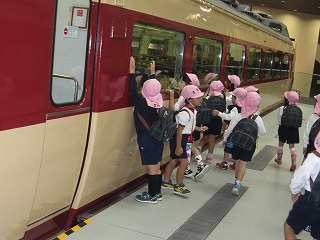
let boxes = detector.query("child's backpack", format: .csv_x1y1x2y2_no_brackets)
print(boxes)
196,98,212,125
281,105,302,128
308,116,320,146
149,107,177,142
308,151,320,210
137,107,177,142
229,115,258,150
206,95,226,112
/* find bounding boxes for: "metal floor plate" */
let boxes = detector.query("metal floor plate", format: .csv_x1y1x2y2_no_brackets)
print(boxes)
247,145,278,171
167,183,248,240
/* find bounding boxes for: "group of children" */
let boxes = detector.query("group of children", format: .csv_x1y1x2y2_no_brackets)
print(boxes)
129,55,319,224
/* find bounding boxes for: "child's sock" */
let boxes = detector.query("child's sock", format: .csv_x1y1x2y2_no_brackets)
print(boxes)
148,174,158,197
197,146,202,151
207,153,213,158
236,180,241,186
195,155,204,166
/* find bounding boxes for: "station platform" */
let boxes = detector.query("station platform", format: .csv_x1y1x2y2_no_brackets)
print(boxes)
53,103,314,240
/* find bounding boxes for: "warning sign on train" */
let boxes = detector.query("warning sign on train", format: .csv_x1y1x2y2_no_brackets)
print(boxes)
63,26,79,38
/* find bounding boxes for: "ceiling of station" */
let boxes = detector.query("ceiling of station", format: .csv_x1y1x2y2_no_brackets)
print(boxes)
238,0,320,16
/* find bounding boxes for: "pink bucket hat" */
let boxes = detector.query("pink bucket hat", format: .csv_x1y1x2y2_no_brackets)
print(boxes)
314,94,320,115
141,79,163,108
228,75,240,88
314,131,320,152
181,85,204,99
209,80,224,96
241,92,260,118
186,73,200,87
230,87,247,107
245,86,259,93
205,72,218,83
284,91,299,106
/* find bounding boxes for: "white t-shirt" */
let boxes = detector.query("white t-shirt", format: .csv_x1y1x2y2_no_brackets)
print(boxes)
290,152,320,193
303,113,320,148
176,107,196,135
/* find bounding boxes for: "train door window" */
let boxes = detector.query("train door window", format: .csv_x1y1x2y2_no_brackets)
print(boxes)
192,37,222,85
226,43,246,80
281,54,289,77
262,51,273,80
131,24,184,90
272,52,282,78
51,0,90,105
248,47,261,82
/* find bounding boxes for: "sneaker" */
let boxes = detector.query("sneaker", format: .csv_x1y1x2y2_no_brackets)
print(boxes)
290,162,296,172
184,168,193,178
135,193,157,203
206,157,213,164
231,183,241,196
216,161,228,170
194,164,210,179
229,163,235,170
174,183,191,195
162,180,174,189
142,191,163,201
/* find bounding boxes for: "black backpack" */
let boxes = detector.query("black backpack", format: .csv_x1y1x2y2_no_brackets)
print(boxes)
206,95,226,112
196,98,212,125
308,116,320,146
229,115,258,150
281,105,302,128
137,107,177,142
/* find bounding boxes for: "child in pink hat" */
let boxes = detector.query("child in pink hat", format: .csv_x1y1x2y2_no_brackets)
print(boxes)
225,75,241,110
284,131,320,240
302,94,320,160
222,92,266,195
168,73,210,180
205,72,218,84
129,56,164,204
212,87,247,170
275,91,302,171
197,80,226,164
163,85,208,195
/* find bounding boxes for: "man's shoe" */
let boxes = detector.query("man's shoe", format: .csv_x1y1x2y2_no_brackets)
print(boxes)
135,193,157,203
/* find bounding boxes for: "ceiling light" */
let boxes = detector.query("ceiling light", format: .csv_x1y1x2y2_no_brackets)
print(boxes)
281,0,285,2
293,9,297,11
261,4,264,6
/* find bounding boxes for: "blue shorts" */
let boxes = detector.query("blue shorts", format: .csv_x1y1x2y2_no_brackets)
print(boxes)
169,134,189,159
278,125,299,144
203,117,222,136
231,144,256,162
286,191,320,239
137,131,164,165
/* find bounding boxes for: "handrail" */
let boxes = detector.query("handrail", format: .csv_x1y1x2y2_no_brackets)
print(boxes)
52,74,79,101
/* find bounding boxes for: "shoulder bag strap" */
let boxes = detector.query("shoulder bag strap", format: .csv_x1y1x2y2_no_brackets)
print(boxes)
137,112,151,131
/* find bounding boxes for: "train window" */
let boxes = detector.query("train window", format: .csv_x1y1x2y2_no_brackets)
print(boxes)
262,51,273,80
192,37,222,85
226,43,246,80
131,24,184,90
248,48,262,81
51,0,90,105
272,52,282,78
281,55,289,77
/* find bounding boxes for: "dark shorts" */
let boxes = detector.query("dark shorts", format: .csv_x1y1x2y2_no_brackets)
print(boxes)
278,125,299,144
203,117,222,136
286,191,320,239
192,129,201,141
231,144,256,162
137,131,164,165
169,134,189,159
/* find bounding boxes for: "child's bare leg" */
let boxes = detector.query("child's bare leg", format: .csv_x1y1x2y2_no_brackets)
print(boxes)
289,143,297,171
284,222,297,240
163,159,178,182
176,158,188,185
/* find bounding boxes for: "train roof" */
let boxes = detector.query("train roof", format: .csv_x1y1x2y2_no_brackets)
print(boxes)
202,0,293,43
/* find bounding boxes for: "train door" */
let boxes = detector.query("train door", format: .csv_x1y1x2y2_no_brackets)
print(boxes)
25,0,94,233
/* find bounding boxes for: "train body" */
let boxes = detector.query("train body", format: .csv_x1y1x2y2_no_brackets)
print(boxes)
0,0,294,239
